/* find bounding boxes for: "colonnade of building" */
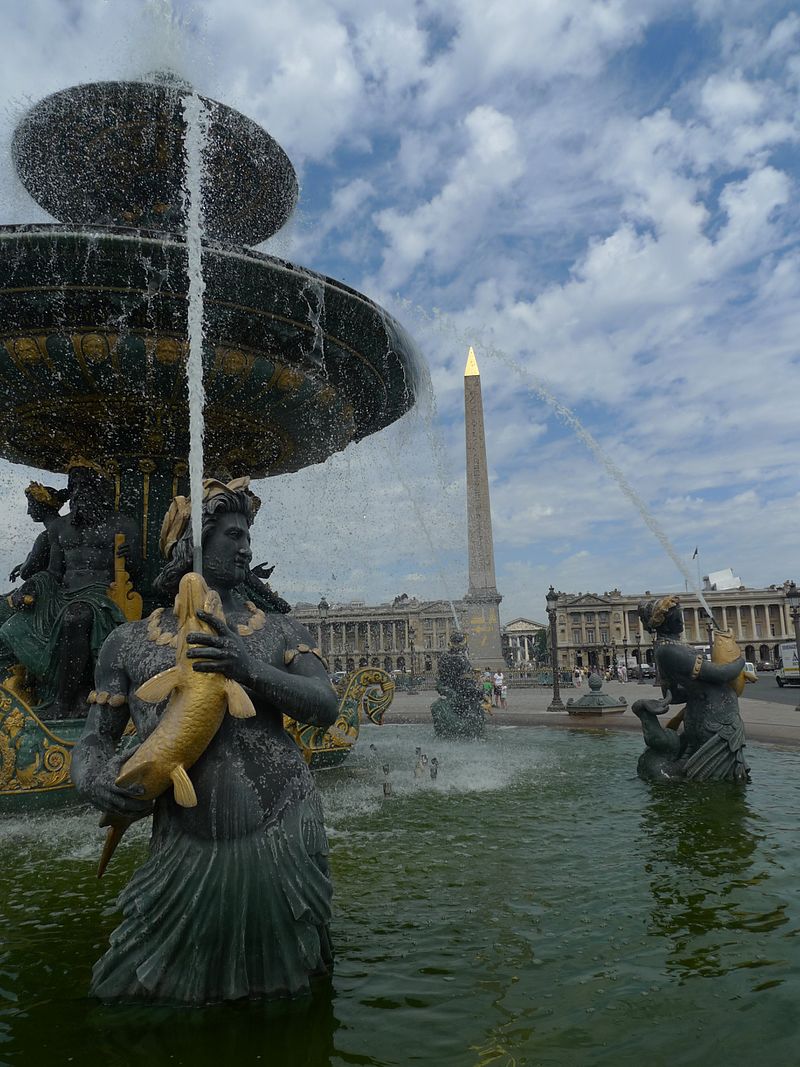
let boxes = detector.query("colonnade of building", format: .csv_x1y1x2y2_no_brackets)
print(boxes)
291,600,463,674
553,587,794,670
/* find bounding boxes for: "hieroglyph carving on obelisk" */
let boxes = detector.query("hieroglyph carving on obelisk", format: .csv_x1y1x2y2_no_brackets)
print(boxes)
463,347,504,670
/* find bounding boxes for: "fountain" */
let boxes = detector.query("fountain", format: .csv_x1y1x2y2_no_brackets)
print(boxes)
0,74,420,806
0,46,798,1065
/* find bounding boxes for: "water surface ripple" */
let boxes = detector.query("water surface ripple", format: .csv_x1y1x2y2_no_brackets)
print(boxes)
0,726,797,1066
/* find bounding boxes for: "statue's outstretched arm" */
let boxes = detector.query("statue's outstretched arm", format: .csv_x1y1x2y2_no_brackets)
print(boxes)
18,530,52,581
71,629,153,818
188,613,339,729
697,656,745,684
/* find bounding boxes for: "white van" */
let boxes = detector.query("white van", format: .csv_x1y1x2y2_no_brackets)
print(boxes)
776,643,800,687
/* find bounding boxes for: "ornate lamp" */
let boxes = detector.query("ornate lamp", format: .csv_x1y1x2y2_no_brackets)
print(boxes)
545,586,564,712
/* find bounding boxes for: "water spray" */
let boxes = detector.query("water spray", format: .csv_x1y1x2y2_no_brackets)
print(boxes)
181,90,209,575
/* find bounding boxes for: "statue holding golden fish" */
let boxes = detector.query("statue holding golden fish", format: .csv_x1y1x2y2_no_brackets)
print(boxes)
72,478,339,1003
631,594,751,783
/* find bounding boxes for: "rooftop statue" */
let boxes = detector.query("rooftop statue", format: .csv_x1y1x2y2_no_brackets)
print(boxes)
72,479,338,1002
631,595,752,782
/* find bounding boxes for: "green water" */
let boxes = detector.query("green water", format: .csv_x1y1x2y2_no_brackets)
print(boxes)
1,725,798,1066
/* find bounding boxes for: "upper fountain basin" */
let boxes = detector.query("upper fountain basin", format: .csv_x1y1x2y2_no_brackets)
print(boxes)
0,224,422,477
12,79,298,245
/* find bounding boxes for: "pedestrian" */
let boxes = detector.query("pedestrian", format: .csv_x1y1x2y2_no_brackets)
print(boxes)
482,670,493,705
493,669,504,707
500,683,508,709
573,667,582,687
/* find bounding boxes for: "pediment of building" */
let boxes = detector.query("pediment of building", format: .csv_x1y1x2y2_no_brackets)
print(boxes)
563,594,614,607
505,617,545,631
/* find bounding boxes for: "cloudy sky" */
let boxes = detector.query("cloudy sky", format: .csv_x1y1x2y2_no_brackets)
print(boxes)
1,0,799,622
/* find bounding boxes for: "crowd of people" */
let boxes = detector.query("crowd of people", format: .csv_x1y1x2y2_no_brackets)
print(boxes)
572,663,632,686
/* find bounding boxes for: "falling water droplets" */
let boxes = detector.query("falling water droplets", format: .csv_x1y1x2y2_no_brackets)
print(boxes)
181,90,209,572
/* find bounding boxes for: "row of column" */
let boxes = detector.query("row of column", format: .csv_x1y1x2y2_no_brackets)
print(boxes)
509,634,535,661
307,619,413,656
565,601,791,649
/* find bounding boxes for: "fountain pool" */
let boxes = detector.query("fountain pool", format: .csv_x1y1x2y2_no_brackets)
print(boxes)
2,724,798,1065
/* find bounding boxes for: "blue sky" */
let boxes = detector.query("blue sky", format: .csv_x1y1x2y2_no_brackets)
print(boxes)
0,0,799,622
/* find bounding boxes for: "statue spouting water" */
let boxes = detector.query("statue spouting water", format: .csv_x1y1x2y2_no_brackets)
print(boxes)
430,631,485,740
631,595,751,783
72,479,338,1002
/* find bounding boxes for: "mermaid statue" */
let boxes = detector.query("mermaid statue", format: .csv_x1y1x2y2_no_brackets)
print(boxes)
631,594,750,783
71,478,338,1002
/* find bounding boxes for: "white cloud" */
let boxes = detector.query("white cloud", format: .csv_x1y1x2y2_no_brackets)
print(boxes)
374,105,524,287
0,0,799,627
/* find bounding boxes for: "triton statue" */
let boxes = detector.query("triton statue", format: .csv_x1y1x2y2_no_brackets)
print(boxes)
72,478,337,1002
430,631,486,740
631,595,751,782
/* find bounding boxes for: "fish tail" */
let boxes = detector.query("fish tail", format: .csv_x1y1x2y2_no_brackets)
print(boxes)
97,817,131,879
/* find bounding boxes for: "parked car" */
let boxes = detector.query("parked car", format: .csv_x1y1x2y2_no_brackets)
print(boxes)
637,664,656,679
757,660,775,671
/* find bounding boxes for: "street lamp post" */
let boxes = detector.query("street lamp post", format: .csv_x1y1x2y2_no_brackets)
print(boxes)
611,640,617,678
622,639,628,671
546,586,564,711
408,624,416,678
786,582,800,711
636,635,644,683
317,597,329,665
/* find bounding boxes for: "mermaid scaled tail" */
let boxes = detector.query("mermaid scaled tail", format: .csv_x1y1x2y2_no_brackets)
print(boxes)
91,790,333,1003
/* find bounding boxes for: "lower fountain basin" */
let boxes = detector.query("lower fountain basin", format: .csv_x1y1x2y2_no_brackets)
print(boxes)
0,224,422,477
2,724,797,1063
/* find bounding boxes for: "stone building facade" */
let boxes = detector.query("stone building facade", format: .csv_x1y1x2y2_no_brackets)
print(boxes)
551,584,795,671
291,596,467,675
502,617,547,665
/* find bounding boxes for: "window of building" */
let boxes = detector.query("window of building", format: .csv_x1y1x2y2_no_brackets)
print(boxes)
572,629,581,645
600,629,609,643
586,628,595,643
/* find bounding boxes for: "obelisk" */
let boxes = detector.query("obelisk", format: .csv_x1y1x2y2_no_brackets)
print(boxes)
463,346,504,670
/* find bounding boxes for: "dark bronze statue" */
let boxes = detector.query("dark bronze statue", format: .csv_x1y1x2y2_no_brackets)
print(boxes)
0,482,69,632
9,482,70,583
631,595,749,782
0,460,140,718
71,479,338,1002
430,631,486,740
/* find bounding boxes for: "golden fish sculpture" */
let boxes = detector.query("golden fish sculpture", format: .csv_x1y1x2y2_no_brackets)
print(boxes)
711,627,758,697
97,572,256,876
